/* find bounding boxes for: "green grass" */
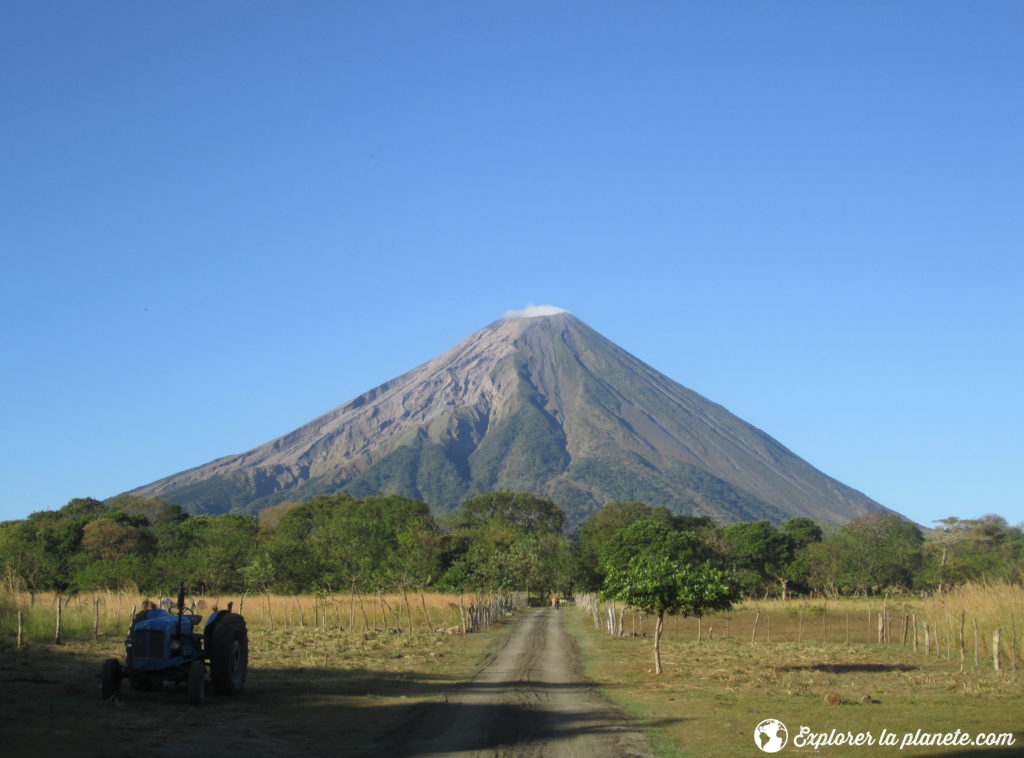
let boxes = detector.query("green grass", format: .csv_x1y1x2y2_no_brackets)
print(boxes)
565,608,1023,757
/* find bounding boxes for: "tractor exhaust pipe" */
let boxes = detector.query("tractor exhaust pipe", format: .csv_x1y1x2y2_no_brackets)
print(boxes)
175,581,186,640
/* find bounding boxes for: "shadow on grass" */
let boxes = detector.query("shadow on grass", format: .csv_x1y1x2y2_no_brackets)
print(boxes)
1,642,673,758
385,701,684,757
780,663,919,673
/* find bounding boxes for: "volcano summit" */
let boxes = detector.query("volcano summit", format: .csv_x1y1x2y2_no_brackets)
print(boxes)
130,310,888,525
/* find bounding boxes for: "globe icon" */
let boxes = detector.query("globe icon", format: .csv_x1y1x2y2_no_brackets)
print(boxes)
754,718,789,753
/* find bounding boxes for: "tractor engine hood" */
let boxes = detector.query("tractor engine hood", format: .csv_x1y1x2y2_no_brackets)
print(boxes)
127,609,201,671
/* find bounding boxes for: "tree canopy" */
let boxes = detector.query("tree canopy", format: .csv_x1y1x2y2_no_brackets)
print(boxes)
0,491,1017,600
600,519,739,674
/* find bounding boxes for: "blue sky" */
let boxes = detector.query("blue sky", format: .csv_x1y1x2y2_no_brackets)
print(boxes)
2,2,1021,527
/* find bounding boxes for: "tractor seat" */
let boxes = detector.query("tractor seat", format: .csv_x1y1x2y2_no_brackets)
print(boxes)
188,615,203,627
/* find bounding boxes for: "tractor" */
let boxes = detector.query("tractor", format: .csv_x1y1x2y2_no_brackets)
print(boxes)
100,583,247,705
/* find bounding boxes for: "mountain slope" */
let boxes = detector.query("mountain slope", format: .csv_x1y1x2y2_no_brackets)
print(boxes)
129,311,889,526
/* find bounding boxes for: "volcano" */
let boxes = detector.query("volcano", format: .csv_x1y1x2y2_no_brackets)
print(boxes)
129,309,888,526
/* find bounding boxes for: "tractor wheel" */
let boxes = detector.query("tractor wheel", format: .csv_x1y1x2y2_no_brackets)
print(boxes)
187,659,205,705
100,659,121,699
209,613,247,695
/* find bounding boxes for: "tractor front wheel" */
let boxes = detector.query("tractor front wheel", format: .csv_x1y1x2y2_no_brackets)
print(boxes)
209,613,248,695
100,659,121,699
187,659,205,705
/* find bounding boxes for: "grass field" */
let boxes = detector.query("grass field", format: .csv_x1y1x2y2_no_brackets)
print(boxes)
0,588,502,648
583,585,1024,665
3,587,1022,756
0,589,516,757
568,591,1024,758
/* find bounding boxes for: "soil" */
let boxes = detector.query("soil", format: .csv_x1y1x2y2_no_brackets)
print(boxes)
390,607,653,757
1,608,652,758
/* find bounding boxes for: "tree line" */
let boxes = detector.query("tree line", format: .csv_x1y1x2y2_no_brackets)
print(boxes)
0,492,1020,601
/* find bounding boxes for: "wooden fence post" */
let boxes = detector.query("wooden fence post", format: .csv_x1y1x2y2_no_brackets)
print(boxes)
993,629,1002,671
973,616,980,667
1011,613,1018,672
17,610,23,649
54,594,62,645
912,614,918,653
958,610,965,672
923,621,931,655
881,595,889,644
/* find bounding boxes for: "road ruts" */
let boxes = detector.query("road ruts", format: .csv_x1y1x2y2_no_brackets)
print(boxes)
393,607,653,758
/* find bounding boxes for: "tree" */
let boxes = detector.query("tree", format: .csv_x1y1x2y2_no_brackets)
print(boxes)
106,494,186,526
601,520,739,674
263,493,441,597
600,519,710,573
576,501,675,590
451,492,564,535
263,495,347,592
920,516,1024,590
80,518,150,561
178,514,259,593
441,492,571,595
829,514,923,594
723,521,794,598
784,517,824,548
790,539,842,597
0,518,52,597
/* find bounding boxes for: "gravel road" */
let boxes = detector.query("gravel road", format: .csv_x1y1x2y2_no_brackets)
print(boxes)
393,608,653,758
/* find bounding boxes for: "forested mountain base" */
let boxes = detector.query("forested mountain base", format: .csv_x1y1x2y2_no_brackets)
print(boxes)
0,493,1020,606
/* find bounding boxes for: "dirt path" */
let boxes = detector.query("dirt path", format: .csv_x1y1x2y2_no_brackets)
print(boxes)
1,608,654,757
392,608,653,758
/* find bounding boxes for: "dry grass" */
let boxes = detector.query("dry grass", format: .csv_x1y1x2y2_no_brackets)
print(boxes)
0,589,489,648
570,598,1024,758
590,587,1023,671
0,590,517,757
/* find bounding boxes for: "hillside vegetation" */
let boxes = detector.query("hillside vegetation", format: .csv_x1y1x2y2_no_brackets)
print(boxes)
0,493,1019,607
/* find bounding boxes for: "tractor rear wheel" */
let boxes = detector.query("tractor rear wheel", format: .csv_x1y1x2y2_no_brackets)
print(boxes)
100,659,121,699
209,613,247,695
187,659,205,705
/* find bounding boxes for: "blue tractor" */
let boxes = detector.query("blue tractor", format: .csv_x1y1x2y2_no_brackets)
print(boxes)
100,583,248,705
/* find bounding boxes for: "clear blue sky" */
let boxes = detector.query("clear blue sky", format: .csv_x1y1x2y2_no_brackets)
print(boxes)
3,2,1021,527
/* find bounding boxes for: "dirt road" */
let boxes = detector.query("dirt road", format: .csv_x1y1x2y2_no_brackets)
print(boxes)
392,608,653,758
1,608,655,758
